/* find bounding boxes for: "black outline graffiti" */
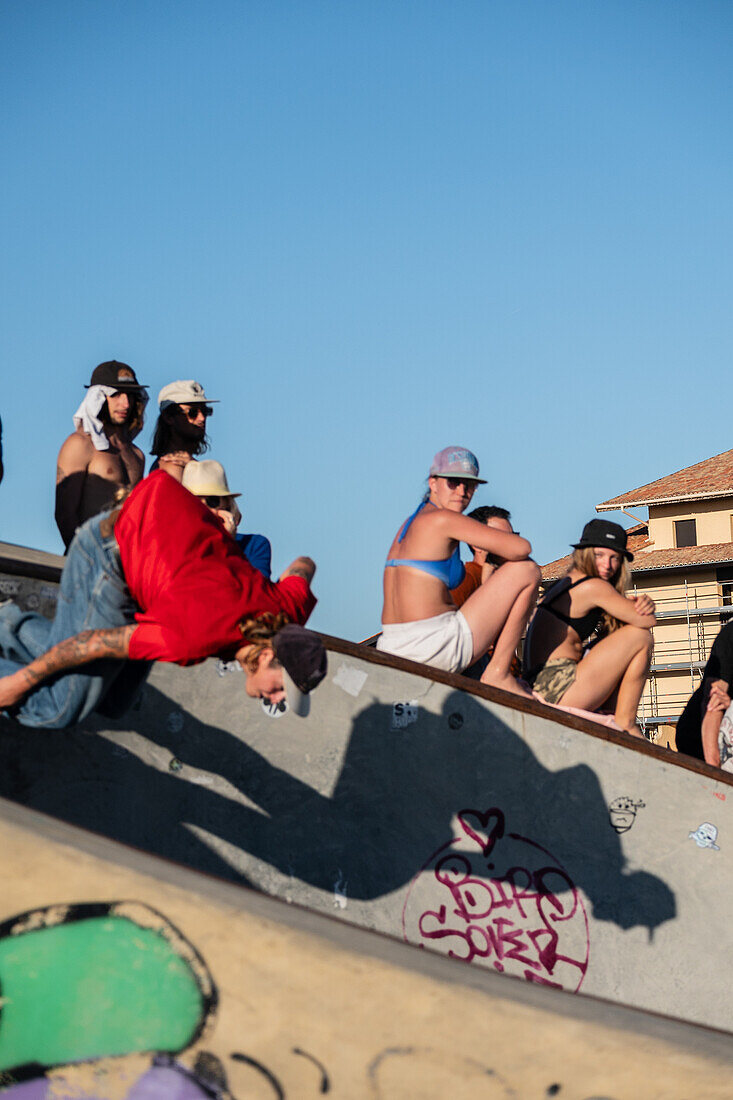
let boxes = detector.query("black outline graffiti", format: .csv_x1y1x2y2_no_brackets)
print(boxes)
231,1052,285,1099
607,797,645,834
366,1046,516,1097
292,1047,330,1093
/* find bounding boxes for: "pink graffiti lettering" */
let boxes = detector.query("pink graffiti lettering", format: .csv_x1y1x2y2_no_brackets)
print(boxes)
402,808,590,991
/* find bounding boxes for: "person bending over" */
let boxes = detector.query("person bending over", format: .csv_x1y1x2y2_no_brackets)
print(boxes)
0,470,323,728
377,447,540,697
523,519,655,737
150,380,217,482
55,361,148,549
182,459,272,578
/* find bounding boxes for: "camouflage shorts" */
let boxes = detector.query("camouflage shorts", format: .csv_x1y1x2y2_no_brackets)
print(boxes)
528,658,577,705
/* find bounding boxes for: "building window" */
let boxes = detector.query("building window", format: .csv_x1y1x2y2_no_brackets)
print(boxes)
674,519,697,548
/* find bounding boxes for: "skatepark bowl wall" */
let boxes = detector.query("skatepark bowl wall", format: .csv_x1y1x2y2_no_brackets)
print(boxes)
1,542,732,1037
1,799,732,1100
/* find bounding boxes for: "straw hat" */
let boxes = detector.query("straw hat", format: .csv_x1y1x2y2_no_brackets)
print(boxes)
182,459,241,498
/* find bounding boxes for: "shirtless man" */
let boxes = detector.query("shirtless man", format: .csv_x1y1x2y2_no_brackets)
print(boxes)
149,380,218,482
55,361,148,550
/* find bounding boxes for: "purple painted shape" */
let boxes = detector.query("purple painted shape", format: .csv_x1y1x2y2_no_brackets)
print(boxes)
0,1082,48,1100
1,1065,210,1100
126,1065,212,1100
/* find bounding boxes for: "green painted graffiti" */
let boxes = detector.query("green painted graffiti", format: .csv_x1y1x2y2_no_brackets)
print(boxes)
0,901,216,1073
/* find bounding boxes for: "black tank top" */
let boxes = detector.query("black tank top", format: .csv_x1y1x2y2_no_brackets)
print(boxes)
539,576,603,643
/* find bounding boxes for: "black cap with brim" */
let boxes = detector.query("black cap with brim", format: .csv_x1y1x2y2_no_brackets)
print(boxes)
272,625,327,718
572,518,633,562
86,360,149,391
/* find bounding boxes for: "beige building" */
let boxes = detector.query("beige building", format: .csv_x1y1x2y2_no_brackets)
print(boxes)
541,449,733,747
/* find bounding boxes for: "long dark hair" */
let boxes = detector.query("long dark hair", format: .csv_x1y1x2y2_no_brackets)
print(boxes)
150,409,210,458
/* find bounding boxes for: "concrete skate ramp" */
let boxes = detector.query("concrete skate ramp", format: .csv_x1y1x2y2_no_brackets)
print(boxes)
0,797,730,1099
0,540,63,620
1,546,732,1031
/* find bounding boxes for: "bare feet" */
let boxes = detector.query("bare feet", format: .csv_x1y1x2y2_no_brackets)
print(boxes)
479,668,534,700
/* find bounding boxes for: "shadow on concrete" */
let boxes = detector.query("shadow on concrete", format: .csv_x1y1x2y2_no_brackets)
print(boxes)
0,684,675,936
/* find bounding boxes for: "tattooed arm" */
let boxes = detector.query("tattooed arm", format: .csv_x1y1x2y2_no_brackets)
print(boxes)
279,556,316,584
0,625,136,710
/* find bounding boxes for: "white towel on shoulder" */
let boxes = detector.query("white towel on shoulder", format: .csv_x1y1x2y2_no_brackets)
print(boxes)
72,385,116,451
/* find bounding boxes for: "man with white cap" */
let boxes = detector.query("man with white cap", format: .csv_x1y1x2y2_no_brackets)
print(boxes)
0,469,325,728
150,380,218,482
55,361,148,549
182,459,272,577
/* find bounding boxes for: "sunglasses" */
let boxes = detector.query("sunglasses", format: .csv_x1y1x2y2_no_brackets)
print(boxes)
443,477,477,491
203,495,229,508
179,403,213,419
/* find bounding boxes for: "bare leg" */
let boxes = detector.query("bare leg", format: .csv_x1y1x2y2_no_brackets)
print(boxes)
459,560,541,698
613,641,653,736
560,625,653,735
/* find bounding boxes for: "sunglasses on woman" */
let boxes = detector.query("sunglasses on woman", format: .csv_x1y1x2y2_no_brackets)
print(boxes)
179,403,213,420
203,495,230,509
443,477,477,491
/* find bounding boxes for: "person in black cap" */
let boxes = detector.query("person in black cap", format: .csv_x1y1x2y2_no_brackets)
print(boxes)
55,361,149,549
523,519,657,737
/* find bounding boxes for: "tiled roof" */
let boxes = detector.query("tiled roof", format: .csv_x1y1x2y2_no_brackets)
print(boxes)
625,524,652,552
542,538,733,581
541,554,573,582
597,449,733,510
629,542,733,574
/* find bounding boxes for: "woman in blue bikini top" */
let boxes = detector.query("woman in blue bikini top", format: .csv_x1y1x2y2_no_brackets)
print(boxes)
380,446,540,696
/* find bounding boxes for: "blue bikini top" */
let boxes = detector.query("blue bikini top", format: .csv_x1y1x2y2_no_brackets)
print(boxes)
385,500,466,590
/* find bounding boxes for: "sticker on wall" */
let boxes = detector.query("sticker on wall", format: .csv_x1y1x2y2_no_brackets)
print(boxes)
391,701,418,730
0,580,20,596
689,822,720,850
261,698,288,719
333,663,368,697
608,797,645,834
216,658,241,677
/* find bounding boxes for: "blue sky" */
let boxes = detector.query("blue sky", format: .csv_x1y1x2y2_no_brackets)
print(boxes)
2,1,732,640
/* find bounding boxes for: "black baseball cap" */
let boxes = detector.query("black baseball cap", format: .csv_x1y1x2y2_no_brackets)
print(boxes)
86,361,149,392
572,519,633,562
272,625,327,718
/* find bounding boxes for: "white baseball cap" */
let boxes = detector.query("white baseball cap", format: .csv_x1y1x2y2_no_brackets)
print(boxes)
158,380,219,410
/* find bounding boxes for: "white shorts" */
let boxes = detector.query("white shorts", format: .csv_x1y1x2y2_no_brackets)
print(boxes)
377,610,475,673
